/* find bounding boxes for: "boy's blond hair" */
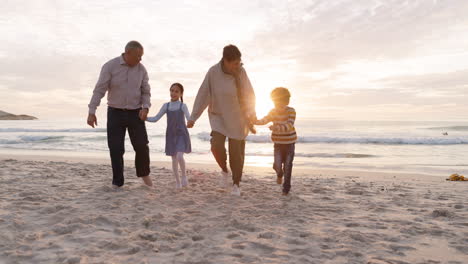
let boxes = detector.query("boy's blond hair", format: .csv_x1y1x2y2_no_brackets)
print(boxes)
270,87,291,105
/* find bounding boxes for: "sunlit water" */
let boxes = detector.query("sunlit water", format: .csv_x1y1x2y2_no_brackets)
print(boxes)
1,118,467,176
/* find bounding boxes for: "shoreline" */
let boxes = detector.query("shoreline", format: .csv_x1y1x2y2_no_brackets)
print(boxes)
0,151,445,181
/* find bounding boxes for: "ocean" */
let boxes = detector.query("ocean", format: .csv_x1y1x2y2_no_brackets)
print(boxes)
1,118,467,176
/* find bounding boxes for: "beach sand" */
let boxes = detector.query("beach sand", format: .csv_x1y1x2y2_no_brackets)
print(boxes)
0,154,467,264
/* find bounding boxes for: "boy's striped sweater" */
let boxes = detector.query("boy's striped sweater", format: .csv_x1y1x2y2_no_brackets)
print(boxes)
256,106,297,144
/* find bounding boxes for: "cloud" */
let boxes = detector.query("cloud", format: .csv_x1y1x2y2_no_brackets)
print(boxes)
251,0,468,70
377,69,468,93
1,0,468,120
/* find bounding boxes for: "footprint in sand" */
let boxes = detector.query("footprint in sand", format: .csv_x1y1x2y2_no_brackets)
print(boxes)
139,231,158,242
52,223,83,235
98,240,125,250
248,242,277,254
94,215,116,226
64,257,82,264
346,187,368,195
284,238,307,246
431,209,454,218
299,232,312,238
40,205,69,214
345,222,361,228
227,233,240,239
230,219,258,232
118,246,140,255
231,242,246,250
367,258,400,264
192,235,204,241
258,232,278,239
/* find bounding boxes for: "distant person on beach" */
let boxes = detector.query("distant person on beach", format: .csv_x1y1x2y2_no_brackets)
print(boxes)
255,87,297,195
146,83,191,189
187,44,256,196
87,40,153,188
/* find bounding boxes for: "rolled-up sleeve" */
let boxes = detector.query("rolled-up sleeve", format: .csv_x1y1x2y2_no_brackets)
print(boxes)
88,64,111,115
141,68,151,109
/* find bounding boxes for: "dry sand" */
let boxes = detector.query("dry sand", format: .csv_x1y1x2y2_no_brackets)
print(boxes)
0,155,467,264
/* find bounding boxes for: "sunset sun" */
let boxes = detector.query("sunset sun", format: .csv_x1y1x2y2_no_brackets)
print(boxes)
255,96,274,118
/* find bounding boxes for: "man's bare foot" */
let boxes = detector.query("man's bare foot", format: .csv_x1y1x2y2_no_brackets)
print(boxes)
141,175,153,187
276,177,283,184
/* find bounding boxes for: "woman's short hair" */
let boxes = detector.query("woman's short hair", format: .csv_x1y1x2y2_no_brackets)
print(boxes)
223,45,242,61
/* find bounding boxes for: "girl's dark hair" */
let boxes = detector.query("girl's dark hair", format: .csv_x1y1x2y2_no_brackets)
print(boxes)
171,82,184,102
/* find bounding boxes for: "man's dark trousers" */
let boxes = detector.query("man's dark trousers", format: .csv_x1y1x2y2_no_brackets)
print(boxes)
107,107,150,187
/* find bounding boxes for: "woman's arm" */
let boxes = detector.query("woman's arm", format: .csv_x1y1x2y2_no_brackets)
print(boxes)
190,70,211,122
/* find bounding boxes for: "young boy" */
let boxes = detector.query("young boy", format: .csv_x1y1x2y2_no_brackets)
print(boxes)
255,87,297,195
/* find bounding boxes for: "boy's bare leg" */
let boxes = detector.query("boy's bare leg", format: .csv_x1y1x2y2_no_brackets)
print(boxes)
141,175,153,187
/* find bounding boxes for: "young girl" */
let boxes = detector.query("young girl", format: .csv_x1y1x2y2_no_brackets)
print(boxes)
146,83,192,189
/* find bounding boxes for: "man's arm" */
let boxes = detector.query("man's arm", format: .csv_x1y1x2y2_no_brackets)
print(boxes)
141,67,151,109
87,64,111,127
88,64,110,115
139,67,151,120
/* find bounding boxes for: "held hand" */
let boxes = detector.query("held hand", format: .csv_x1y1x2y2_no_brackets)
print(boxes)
249,115,257,123
187,120,195,128
87,114,97,128
139,108,149,121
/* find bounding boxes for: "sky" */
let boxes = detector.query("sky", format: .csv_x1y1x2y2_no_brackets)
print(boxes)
1,0,468,121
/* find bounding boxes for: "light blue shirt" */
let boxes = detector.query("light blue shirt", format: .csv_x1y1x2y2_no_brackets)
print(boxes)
146,101,190,123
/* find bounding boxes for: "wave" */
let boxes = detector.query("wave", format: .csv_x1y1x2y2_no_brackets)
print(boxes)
2,131,467,146
298,136,468,145
246,152,375,158
0,135,66,144
196,132,468,145
83,136,108,141
299,153,375,158
425,126,468,131
0,128,107,133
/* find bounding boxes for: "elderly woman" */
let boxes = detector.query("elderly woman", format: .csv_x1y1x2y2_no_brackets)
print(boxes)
187,44,256,196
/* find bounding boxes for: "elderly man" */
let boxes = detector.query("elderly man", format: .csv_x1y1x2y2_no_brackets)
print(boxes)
187,44,256,196
87,40,152,188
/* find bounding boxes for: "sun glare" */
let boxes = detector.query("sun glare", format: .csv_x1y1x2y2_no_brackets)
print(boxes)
252,73,278,118
255,96,274,118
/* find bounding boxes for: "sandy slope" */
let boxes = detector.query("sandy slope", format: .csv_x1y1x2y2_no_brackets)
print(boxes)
0,158,467,264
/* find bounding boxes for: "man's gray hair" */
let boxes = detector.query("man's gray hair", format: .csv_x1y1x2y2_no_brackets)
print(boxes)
125,40,143,52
